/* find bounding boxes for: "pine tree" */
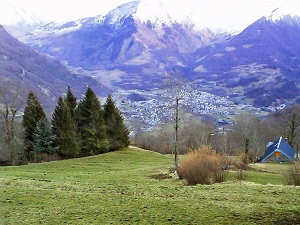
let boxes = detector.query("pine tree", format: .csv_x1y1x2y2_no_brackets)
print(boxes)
32,119,59,161
52,97,80,158
65,86,77,118
104,95,130,151
76,87,108,156
51,97,64,137
22,91,46,161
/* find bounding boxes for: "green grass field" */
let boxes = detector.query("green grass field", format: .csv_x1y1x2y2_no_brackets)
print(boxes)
0,147,299,224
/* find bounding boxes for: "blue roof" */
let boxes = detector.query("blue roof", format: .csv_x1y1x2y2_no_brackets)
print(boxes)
261,137,295,162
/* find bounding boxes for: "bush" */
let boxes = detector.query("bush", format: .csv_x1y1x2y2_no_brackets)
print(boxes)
238,152,248,165
235,169,247,182
232,161,249,170
284,162,300,186
178,146,231,185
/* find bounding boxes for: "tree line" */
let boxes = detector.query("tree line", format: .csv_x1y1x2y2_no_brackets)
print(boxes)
2,81,299,166
0,86,129,165
134,105,300,162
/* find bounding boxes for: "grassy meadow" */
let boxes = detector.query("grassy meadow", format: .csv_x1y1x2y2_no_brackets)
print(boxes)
0,147,299,224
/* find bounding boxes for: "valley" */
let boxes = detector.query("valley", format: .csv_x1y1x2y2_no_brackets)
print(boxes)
1,2,300,224
1,0,300,130
113,85,269,131
18,1,300,113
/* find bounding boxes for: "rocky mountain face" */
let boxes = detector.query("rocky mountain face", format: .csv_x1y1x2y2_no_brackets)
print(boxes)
20,1,300,107
0,25,109,112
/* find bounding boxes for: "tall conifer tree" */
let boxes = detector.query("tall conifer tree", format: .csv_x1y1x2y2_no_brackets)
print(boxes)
104,95,130,151
65,86,77,118
22,91,46,161
76,87,108,156
52,97,80,158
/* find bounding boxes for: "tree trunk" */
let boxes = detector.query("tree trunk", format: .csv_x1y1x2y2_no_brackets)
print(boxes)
174,98,180,172
245,138,250,155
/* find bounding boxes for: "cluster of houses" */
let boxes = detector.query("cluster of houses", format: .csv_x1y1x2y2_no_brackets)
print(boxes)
116,86,264,130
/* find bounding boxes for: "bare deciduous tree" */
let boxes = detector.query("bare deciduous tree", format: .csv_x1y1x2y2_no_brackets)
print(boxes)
165,72,186,172
0,80,25,165
229,113,261,162
271,104,300,158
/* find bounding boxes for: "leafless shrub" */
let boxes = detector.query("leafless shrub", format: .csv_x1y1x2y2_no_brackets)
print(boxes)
238,152,249,165
178,146,231,185
284,162,300,186
232,161,249,170
235,169,247,182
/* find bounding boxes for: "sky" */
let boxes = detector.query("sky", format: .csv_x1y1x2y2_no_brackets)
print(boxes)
1,0,300,31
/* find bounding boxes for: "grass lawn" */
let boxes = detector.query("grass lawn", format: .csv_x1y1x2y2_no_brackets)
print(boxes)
0,147,299,224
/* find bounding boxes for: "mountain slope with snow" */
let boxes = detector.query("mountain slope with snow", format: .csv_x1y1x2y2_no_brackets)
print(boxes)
267,2,300,23
0,1,45,37
17,1,300,107
21,1,219,89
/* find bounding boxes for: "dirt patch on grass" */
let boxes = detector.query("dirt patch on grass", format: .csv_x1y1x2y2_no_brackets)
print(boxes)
149,173,172,180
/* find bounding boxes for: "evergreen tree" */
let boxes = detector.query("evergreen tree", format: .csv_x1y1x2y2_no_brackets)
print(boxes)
76,87,108,156
52,97,80,158
65,86,77,118
104,95,130,151
32,119,59,161
52,97,64,137
22,91,46,161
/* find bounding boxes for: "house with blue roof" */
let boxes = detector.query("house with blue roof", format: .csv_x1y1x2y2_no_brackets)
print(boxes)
261,137,295,162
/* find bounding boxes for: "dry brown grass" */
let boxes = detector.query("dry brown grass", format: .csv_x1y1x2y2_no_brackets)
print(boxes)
178,146,232,185
284,162,300,186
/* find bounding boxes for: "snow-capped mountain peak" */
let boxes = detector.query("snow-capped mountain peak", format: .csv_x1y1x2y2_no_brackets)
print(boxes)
134,0,173,26
103,1,139,24
0,1,45,37
100,0,174,27
266,4,300,23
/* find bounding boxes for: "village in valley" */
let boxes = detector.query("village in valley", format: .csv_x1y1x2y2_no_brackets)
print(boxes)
115,85,277,131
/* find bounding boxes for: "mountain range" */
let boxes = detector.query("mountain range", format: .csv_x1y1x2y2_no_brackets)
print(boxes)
2,0,300,114
20,1,220,90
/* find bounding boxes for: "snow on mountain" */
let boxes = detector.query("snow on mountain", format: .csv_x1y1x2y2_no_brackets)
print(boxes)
4,0,300,38
104,1,138,24
0,0,45,37
15,0,300,108
134,0,173,26
88,0,179,27
266,3,300,23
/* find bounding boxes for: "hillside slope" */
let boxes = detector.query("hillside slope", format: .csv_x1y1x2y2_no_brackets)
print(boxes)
191,15,300,106
0,147,299,224
0,25,109,111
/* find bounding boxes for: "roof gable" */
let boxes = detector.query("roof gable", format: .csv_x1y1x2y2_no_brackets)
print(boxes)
261,137,295,162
